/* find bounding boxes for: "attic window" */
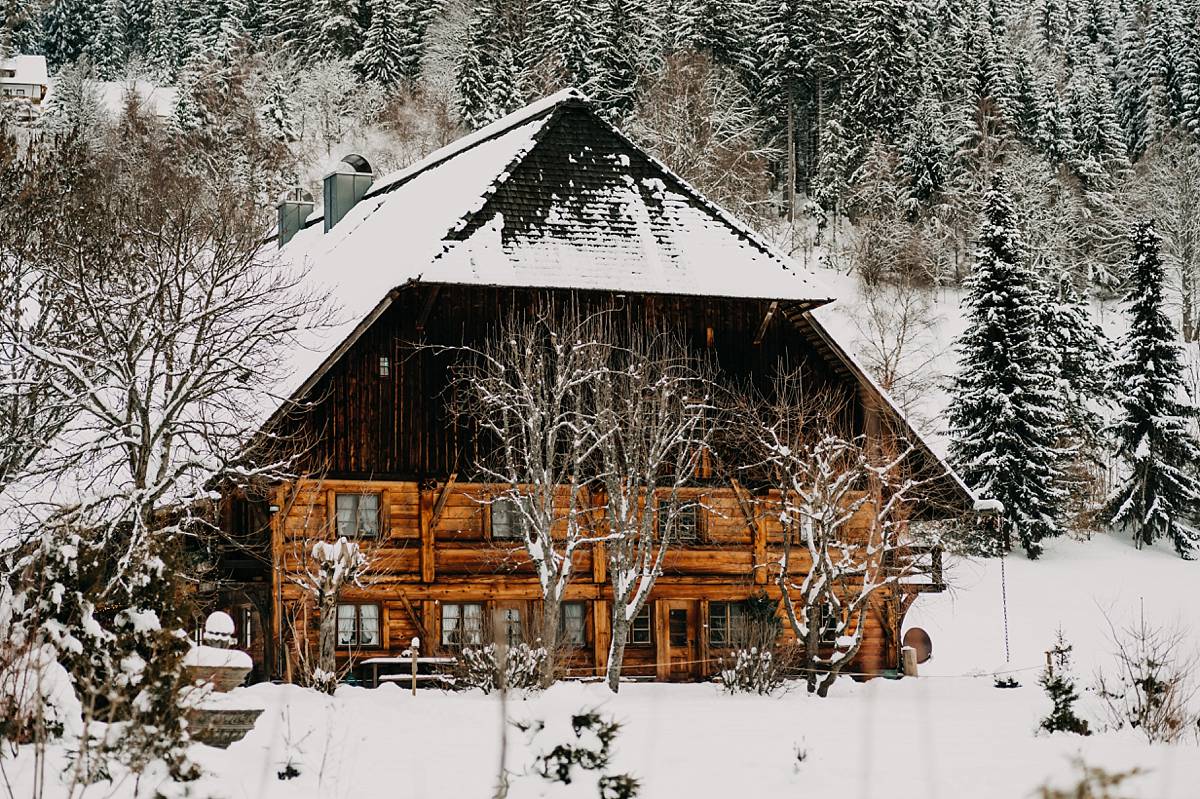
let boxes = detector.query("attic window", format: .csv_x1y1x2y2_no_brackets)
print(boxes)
378,356,390,377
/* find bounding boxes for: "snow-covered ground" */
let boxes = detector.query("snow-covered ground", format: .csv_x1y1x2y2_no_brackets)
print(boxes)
5,533,1197,799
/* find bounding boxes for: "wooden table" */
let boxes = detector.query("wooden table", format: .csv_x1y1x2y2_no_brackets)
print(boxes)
360,656,458,688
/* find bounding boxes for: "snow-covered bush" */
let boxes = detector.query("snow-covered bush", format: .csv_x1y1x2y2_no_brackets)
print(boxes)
719,647,790,695
518,710,640,797
457,643,547,693
1035,758,1142,799
1038,631,1091,736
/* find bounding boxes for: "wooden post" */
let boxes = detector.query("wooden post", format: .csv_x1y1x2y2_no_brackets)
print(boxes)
411,636,420,696
902,646,918,677
419,484,435,583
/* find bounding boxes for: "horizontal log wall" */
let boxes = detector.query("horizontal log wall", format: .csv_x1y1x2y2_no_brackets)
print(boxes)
272,477,907,682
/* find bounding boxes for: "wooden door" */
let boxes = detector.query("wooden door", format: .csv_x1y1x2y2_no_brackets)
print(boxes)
657,600,697,681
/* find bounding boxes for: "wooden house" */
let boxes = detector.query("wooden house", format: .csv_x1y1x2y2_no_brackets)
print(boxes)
218,89,976,685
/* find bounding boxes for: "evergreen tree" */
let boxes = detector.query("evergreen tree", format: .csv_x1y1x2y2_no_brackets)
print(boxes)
689,0,749,66
845,0,919,140
1039,631,1091,736
1105,220,1200,557
454,0,516,129
87,0,128,78
897,94,952,216
309,0,359,61
591,0,638,121
1,0,44,54
950,177,1068,559
396,0,437,79
42,0,97,68
357,0,404,87
557,0,597,90
258,66,298,142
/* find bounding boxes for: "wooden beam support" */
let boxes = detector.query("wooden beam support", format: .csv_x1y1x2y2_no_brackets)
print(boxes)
397,591,432,645
428,472,458,532
415,284,441,333
753,301,778,346
731,479,766,585
419,484,436,583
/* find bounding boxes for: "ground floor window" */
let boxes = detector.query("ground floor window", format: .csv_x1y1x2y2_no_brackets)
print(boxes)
707,601,749,647
337,603,381,647
560,602,586,646
630,605,652,645
442,602,484,647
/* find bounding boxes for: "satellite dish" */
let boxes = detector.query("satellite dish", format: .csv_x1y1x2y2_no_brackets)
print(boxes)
902,627,933,664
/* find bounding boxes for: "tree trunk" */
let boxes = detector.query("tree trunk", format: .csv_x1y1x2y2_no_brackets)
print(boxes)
605,611,631,693
538,598,562,688
318,590,337,691
787,89,796,223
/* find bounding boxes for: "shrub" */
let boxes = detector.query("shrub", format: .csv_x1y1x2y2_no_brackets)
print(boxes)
1096,617,1198,744
457,643,546,693
1039,631,1091,736
519,709,639,797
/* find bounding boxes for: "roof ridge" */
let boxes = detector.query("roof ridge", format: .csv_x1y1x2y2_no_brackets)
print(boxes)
291,88,584,235
586,109,828,296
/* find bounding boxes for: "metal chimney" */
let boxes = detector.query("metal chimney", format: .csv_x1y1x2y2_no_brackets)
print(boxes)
276,187,314,248
323,154,374,232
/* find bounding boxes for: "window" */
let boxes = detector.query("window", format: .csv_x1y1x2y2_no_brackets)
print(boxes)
336,603,381,648
708,602,749,647
335,493,381,538
491,496,529,540
818,602,840,646
668,608,688,646
239,606,253,649
560,602,586,646
378,356,390,376
441,603,484,647
630,605,652,645
497,607,522,646
657,500,699,543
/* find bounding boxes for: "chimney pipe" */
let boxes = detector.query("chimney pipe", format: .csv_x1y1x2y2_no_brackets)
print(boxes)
276,187,314,248
323,154,374,232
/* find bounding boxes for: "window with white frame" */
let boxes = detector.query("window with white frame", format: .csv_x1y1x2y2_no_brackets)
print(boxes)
441,602,484,647
336,603,381,647
490,495,530,540
335,493,381,538
560,602,586,646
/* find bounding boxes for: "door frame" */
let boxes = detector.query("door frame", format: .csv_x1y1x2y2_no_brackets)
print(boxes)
655,599,698,681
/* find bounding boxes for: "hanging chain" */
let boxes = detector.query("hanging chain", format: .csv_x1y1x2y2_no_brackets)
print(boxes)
1000,553,1011,664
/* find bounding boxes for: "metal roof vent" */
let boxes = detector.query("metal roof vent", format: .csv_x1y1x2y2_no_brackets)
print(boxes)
323,154,374,233
276,186,314,248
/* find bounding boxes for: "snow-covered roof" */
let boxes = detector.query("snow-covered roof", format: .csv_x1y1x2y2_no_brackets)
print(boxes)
270,88,835,422
0,55,48,86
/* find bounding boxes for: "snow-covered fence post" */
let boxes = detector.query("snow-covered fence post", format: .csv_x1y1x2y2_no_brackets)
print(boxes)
410,636,419,696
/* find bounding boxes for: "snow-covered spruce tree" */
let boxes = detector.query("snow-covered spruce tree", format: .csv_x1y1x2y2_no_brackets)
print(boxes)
590,0,639,122
454,0,517,130
1046,272,1112,517
1105,220,1200,557
949,177,1068,558
450,306,611,688
1039,630,1091,736
41,0,97,68
357,0,405,88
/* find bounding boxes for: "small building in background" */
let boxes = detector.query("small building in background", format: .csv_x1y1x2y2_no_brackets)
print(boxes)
0,54,49,105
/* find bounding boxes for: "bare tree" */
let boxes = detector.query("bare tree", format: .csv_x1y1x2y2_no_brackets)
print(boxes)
0,120,330,776
740,368,929,697
593,327,716,692
450,305,611,686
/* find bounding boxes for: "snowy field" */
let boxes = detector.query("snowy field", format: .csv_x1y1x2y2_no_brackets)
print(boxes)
5,533,1198,799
